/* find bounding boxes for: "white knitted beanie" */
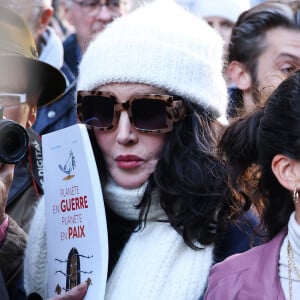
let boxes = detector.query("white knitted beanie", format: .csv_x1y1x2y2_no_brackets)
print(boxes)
192,0,251,23
77,0,228,119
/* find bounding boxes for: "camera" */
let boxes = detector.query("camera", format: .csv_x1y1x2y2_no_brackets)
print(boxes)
0,106,29,164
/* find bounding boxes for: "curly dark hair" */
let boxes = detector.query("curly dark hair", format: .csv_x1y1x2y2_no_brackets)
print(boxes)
220,70,300,239
89,100,235,249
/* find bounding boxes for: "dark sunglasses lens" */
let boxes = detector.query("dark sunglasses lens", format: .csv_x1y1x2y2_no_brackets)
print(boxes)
82,95,114,128
132,99,167,130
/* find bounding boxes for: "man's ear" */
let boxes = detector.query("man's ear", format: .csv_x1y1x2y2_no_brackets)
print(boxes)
271,154,300,191
36,7,53,37
227,61,252,91
26,104,37,128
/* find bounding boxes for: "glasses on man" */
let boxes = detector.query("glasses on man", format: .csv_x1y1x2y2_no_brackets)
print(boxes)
74,0,120,16
0,93,27,109
77,91,186,133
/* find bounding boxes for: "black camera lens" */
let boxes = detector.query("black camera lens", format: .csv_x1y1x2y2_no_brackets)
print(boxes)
0,119,29,164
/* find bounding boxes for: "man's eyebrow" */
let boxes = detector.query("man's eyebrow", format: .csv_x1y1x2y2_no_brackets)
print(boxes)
277,53,300,61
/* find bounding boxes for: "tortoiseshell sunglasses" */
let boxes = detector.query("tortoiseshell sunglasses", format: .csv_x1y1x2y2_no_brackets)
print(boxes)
77,91,186,133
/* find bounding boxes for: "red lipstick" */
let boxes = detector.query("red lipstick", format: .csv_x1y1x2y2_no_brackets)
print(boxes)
115,155,143,169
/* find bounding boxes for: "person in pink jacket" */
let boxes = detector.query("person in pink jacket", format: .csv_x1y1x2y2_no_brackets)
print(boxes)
204,70,300,300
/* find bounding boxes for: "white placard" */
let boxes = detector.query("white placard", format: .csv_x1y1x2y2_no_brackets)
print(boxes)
42,124,108,299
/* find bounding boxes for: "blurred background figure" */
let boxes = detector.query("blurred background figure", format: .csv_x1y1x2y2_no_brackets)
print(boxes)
63,0,122,77
50,0,75,41
0,0,77,135
192,0,251,54
189,0,251,86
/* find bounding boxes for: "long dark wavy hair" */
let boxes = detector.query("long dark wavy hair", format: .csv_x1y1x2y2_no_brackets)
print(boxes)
89,100,235,249
220,70,300,239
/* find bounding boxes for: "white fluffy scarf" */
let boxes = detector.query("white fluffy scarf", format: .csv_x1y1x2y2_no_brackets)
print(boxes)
24,178,214,299
103,177,166,221
104,177,214,300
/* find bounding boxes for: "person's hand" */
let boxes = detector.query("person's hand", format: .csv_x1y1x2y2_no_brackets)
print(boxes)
0,163,14,224
48,282,89,300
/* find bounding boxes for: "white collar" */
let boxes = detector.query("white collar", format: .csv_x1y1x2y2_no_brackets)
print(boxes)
103,176,166,221
39,26,64,70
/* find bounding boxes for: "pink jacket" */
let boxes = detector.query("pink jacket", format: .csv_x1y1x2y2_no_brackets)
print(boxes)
204,229,287,300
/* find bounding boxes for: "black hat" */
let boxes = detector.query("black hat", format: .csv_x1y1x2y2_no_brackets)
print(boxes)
0,6,66,107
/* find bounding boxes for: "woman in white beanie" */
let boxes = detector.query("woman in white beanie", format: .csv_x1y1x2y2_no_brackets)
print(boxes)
24,0,259,299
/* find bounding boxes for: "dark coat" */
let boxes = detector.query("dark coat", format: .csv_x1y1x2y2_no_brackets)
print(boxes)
1,128,43,300
63,33,81,78
33,63,77,135
0,268,10,300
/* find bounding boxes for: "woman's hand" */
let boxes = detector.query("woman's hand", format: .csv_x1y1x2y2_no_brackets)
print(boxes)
48,282,89,300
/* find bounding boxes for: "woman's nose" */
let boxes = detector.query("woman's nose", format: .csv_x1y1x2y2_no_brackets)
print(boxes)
116,111,138,145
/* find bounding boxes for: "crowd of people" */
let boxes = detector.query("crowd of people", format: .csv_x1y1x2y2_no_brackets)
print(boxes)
1,0,300,299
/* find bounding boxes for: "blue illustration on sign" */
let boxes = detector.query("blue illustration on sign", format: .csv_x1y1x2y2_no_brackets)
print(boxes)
58,150,76,180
